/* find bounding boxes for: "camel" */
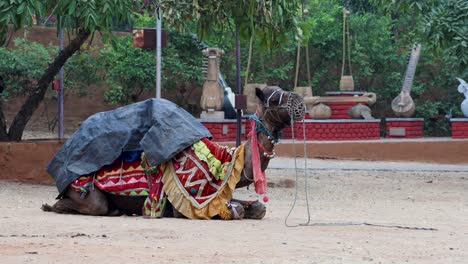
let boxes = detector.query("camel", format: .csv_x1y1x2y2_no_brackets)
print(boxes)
42,86,305,220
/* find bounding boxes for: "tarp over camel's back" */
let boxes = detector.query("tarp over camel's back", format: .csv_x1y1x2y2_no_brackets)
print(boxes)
46,98,212,196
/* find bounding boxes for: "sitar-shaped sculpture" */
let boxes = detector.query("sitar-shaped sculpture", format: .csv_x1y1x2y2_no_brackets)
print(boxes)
391,44,421,117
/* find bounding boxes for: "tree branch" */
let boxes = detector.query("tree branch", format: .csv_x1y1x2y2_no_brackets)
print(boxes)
6,29,90,141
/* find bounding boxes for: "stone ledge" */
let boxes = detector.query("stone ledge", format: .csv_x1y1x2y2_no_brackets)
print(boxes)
296,119,381,123
385,118,424,121
450,118,468,122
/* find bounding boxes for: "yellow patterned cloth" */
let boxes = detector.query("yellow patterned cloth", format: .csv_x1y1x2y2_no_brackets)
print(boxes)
161,139,244,219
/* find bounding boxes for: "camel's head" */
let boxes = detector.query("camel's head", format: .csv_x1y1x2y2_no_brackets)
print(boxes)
254,86,305,131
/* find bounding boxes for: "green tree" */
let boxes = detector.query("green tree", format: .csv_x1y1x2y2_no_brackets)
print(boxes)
0,0,302,141
373,0,467,69
0,0,131,141
0,39,55,99
99,35,156,105
422,0,468,69
157,0,302,48
100,12,204,107
0,39,100,132
372,0,468,135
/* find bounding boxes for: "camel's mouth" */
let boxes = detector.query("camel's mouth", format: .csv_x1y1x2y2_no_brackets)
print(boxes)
286,92,306,121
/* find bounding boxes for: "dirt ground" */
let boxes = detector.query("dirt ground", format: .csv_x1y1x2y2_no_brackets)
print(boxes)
0,168,467,263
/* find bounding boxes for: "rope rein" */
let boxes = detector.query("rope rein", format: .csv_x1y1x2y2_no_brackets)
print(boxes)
285,117,311,227
284,115,437,231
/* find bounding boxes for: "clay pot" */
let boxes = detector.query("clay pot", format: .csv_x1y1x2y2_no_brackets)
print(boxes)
348,104,373,119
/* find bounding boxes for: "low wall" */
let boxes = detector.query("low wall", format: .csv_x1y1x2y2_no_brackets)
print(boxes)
0,140,63,184
385,118,424,138
200,119,251,142
282,120,380,140
275,138,468,164
451,118,468,139
1,138,467,185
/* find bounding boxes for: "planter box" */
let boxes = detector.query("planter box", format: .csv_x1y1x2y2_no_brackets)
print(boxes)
385,118,424,138
132,28,167,49
200,119,251,142
283,119,381,140
323,91,368,119
451,118,468,139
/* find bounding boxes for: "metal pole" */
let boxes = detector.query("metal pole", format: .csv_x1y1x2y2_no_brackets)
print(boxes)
235,25,242,146
58,17,64,139
155,8,162,98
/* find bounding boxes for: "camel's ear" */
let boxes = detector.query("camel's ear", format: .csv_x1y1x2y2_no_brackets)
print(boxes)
255,87,265,103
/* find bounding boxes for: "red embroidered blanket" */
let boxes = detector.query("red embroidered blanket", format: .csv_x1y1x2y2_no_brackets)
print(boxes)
70,139,244,219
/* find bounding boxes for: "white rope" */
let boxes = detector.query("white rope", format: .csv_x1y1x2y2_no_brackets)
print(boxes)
265,90,279,108
284,116,311,227
284,117,437,231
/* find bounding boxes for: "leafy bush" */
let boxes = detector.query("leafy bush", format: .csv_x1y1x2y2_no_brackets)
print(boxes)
96,12,206,108
64,49,101,97
98,29,205,107
0,39,55,98
99,35,156,105
422,0,468,69
0,38,100,100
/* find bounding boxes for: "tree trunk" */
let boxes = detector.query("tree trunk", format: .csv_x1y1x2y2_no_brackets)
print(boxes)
0,100,9,140
5,29,90,141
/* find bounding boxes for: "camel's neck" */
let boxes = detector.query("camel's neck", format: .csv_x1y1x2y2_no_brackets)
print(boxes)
237,126,278,189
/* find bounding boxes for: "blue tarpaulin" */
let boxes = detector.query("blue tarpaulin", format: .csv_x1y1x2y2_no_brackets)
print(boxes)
46,98,212,195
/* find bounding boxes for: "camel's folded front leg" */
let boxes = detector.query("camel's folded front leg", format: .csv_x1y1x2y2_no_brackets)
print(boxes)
230,199,266,220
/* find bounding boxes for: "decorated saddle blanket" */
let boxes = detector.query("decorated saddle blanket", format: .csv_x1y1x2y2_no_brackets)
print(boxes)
70,138,244,219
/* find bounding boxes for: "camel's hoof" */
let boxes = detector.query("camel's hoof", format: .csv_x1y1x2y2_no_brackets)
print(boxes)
244,201,266,220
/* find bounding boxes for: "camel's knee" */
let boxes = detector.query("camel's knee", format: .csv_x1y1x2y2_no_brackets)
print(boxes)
217,201,245,220
231,199,266,220
228,201,245,220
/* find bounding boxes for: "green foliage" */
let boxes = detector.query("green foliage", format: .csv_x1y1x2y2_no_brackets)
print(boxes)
160,30,205,100
0,0,43,43
64,49,101,96
301,0,406,101
370,0,468,136
372,0,467,70
0,39,99,99
131,12,156,28
49,0,132,34
98,27,204,106
155,0,302,50
0,39,54,98
99,35,156,105
2,0,466,138
422,0,468,69
0,1,134,43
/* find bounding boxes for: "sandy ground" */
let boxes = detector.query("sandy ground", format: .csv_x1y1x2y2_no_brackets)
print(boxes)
0,168,467,264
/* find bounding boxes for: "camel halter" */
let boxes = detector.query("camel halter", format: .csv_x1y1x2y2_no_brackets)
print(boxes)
249,91,305,200
250,113,279,145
